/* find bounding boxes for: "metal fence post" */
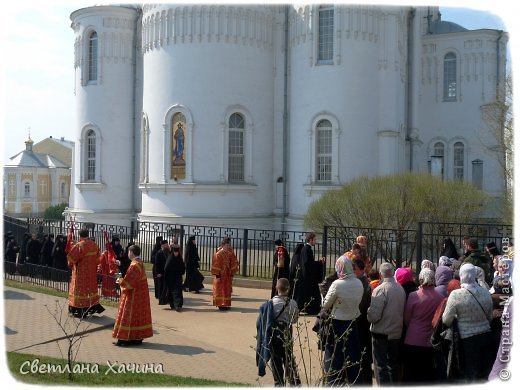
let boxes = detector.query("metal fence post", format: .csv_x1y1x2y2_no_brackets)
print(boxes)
322,225,328,277
242,229,248,277
130,220,135,242
416,222,423,273
180,225,185,253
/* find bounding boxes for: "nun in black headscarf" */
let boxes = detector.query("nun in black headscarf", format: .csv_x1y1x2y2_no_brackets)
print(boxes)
183,236,205,293
441,238,460,260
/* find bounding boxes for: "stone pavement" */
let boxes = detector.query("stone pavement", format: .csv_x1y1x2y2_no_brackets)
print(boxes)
3,279,322,386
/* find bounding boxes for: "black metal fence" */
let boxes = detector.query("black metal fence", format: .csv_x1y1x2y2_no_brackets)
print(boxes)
3,261,120,303
3,216,514,279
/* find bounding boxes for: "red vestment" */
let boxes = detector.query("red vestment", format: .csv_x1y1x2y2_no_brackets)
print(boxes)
211,248,239,307
112,258,153,341
98,250,119,298
67,238,101,308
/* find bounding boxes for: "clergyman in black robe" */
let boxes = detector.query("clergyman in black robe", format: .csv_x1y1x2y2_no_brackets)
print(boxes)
40,234,55,267
293,232,324,315
183,235,204,293
159,244,186,311
271,239,291,298
153,240,170,301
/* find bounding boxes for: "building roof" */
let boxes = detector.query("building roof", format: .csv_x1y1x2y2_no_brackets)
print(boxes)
430,20,468,34
6,150,69,169
42,136,74,150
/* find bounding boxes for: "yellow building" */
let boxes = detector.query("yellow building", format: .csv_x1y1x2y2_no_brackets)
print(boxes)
4,137,72,217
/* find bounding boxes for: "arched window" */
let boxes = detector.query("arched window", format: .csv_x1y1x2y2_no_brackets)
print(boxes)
453,141,464,180
86,130,96,181
318,5,334,63
88,31,98,82
60,182,66,198
228,113,245,182
443,52,457,101
24,182,31,197
316,119,332,182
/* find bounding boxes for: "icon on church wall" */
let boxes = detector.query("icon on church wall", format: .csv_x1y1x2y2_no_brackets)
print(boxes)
171,113,186,180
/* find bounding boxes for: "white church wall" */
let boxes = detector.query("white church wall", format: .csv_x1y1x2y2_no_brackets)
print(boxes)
139,5,276,221
70,6,139,218
417,29,506,195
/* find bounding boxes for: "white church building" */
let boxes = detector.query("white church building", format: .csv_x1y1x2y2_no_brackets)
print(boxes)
67,4,508,229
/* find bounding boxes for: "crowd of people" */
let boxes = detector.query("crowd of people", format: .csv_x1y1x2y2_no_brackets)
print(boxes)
258,233,514,386
4,228,514,385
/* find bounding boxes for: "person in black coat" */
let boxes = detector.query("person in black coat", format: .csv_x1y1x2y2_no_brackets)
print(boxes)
26,234,42,264
159,244,186,311
19,233,30,265
119,241,133,277
153,240,170,300
183,235,204,293
441,238,460,260
51,235,68,270
270,239,291,298
292,232,324,315
151,236,164,299
111,236,124,265
5,237,20,263
40,234,55,267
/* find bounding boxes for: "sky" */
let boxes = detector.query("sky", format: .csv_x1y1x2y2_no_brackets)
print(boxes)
0,1,515,164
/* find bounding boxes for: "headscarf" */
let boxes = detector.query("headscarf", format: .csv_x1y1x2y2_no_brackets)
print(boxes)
493,257,514,293
356,235,367,246
460,263,478,294
447,279,461,295
438,256,452,267
435,265,454,287
395,267,414,286
419,268,436,287
421,259,435,271
335,255,354,280
475,266,490,289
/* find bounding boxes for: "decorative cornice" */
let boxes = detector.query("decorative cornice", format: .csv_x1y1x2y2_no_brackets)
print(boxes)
139,182,257,195
75,182,106,192
141,5,275,53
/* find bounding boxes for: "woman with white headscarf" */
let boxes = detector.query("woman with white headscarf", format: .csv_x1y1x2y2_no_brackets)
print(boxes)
442,263,494,382
402,268,444,383
321,254,364,386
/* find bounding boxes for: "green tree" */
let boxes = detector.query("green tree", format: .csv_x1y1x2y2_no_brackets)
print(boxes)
304,173,488,232
44,203,68,220
304,173,489,267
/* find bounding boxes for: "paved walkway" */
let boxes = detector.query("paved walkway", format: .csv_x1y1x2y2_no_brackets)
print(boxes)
4,279,321,386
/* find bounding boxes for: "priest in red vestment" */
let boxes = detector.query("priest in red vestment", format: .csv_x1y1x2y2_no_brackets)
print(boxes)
98,244,120,298
112,245,153,346
67,229,105,317
211,237,239,310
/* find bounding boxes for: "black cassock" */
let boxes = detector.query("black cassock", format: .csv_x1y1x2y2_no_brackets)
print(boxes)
183,241,204,292
159,253,186,310
153,249,169,300
270,246,291,298
293,243,323,315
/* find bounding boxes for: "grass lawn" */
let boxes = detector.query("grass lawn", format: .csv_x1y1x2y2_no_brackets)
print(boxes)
7,351,248,386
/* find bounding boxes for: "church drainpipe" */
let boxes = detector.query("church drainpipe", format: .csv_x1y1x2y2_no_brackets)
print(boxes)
282,5,289,229
406,8,415,171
